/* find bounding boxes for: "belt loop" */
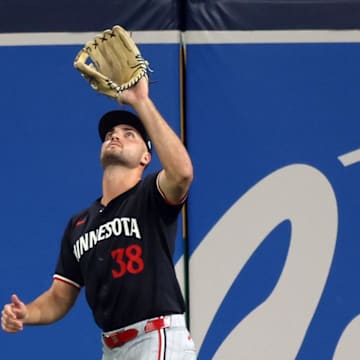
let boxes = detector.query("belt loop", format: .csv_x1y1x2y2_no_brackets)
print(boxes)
144,316,171,333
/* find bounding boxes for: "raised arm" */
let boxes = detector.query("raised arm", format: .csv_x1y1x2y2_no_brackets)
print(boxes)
1,280,79,333
118,78,193,204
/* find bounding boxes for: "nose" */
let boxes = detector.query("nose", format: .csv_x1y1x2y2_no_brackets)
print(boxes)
111,132,120,141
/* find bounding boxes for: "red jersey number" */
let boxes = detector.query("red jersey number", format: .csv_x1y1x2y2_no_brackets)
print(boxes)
111,244,145,278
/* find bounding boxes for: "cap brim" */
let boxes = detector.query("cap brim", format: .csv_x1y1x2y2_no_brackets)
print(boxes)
98,110,152,152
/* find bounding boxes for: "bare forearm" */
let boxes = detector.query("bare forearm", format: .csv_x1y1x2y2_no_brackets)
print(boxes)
117,78,193,202
25,288,77,325
2,281,79,333
134,98,193,182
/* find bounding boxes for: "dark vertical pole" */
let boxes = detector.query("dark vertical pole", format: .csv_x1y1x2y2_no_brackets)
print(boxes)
178,0,191,330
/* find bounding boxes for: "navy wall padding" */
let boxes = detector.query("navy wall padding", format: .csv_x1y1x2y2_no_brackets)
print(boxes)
185,0,360,30
0,0,359,32
0,0,181,32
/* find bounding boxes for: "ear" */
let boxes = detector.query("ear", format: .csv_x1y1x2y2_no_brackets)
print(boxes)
140,152,151,167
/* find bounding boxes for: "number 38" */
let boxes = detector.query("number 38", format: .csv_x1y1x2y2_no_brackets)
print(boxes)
111,244,145,278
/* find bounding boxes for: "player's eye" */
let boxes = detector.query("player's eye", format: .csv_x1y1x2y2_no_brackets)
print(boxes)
105,132,113,141
125,131,135,138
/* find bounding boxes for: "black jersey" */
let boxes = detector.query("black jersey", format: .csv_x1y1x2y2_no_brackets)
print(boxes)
54,172,186,332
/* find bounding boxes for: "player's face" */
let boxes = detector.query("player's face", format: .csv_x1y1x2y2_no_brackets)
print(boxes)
100,125,150,169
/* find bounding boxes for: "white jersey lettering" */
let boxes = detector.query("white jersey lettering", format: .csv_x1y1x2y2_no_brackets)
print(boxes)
73,217,142,261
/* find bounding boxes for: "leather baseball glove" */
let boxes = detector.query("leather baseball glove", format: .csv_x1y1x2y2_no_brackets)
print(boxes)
73,25,150,99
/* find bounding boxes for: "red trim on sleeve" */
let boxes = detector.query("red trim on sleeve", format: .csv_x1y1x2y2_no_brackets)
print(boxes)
53,275,81,289
156,173,188,206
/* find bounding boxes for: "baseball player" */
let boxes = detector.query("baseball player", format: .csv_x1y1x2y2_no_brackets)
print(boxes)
1,77,196,359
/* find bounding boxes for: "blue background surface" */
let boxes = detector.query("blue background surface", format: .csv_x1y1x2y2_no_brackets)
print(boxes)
1,1,360,358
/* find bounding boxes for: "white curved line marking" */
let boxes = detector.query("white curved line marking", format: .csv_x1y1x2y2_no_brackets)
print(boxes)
333,315,360,360
338,148,360,167
188,164,338,359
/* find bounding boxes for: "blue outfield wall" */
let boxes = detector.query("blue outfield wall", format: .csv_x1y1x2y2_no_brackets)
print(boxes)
186,34,360,359
1,31,360,360
1,0,360,358
0,40,184,359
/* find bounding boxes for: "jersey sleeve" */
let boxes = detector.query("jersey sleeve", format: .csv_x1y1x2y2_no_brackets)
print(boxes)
142,172,185,257
147,172,185,218
53,218,84,289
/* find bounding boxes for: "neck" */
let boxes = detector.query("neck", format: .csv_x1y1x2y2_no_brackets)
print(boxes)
101,165,143,206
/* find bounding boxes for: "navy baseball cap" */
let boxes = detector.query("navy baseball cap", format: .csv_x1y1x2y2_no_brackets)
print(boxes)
98,110,152,152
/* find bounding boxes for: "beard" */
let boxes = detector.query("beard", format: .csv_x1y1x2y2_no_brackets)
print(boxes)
101,152,127,168
100,149,140,169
